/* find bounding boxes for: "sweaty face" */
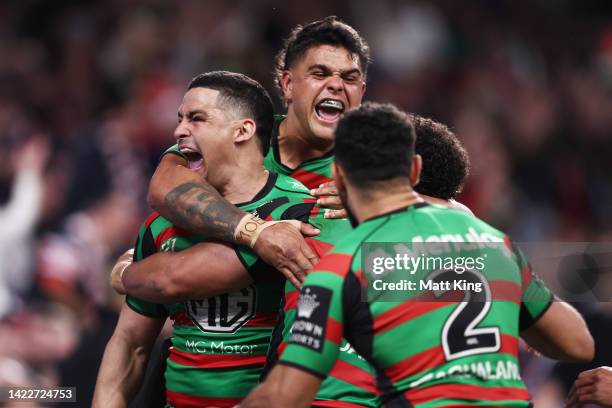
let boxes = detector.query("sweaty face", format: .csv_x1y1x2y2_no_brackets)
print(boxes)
174,87,237,173
284,45,365,142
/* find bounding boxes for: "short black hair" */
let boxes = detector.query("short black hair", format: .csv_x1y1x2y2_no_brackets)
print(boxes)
335,102,415,185
188,71,274,155
274,16,371,97
411,114,470,200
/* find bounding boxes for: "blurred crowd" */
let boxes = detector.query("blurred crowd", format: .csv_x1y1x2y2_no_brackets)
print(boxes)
1,0,611,406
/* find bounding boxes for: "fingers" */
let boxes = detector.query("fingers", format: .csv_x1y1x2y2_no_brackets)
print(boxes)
317,196,344,210
566,384,578,407
299,222,320,236
310,182,338,197
279,259,306,287
254,223,317,287
280,266,303,290
299,238,319,268
324,209,348,219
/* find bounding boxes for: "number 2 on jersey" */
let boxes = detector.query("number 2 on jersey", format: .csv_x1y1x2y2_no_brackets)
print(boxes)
429,269,501,361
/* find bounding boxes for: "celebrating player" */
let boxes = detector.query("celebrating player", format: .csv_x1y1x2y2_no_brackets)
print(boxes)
94,71,330,407
241,102,594,408
138,16,381,408
145,16,369,281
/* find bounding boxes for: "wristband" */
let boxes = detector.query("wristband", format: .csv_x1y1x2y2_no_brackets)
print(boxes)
234,214,267,248
234,214,302,248
114,249,134,282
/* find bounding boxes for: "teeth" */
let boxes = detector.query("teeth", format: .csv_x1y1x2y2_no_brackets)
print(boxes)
318,99,344,110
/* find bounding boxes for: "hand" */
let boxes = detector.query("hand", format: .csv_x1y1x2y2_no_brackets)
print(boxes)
310,182,347,219
566,366,612,407
253,221,320,289
13,135,50,173
110,248,134,295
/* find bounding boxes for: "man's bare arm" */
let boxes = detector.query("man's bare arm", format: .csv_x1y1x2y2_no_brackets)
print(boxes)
149,154,244,241
147,154,320,280
520,301,594,362
240,364,322,408
93,303,165,408
120,242,253,303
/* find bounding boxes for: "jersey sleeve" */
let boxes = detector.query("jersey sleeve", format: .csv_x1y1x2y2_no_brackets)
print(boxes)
517,247,554,330
125,220,169,319
279,258,346,379
162,144,184,159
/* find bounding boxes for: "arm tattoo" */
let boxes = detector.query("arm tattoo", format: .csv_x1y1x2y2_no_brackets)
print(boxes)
163,181,245,243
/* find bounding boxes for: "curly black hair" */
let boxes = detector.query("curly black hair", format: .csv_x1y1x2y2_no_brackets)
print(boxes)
411,114,470,200
335,102,415,185
274,16,371,98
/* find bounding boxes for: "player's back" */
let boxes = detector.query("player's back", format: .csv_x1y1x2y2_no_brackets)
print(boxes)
285,202,551,407
357,203,535,406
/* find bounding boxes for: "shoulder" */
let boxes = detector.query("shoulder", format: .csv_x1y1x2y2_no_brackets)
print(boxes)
310,224,373,279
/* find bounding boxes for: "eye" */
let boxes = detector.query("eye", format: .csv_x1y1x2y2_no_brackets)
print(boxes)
342,74,361,85
312,71,327,79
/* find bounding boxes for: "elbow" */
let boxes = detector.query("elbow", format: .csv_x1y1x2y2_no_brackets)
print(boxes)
150,276,182,303
150,269,191,303
147,176,164,211
568,331,595,363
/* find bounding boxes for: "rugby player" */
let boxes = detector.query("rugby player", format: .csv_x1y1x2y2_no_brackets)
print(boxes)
94,71,325,407
241,102,594,408
111,112,477,408
309,112,473,219
136,16,381,408
145,16,370,281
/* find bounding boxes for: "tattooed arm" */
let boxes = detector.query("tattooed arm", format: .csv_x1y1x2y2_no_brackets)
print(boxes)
148,154,244,241
146,153,319,281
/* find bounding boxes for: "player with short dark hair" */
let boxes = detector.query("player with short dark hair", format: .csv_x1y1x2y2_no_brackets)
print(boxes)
187,71,274,155
273,15,370,102
241,102,594,408
310,112,473,219
143,17,379,408
145,16,371,285
94,71,325,408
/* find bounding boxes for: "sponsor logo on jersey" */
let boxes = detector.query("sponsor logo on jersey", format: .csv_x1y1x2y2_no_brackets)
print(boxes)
290,285,332,352
297,288,320,318
288,180,310,192
185,285,257,334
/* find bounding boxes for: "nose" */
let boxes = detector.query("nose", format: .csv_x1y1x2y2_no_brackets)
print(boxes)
326,73,344,93
174,119,189,141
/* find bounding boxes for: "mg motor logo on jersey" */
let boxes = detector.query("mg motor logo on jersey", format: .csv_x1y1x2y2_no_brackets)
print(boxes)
185,285,257,333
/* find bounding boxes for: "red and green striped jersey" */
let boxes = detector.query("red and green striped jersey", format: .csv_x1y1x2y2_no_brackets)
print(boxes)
263,115,335,190
127,172,318,408
264,215,378,408
163,119,378,406
281,203,554,407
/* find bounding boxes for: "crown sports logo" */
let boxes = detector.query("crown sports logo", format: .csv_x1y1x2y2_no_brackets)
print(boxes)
297,288,320,319
290,286,332,352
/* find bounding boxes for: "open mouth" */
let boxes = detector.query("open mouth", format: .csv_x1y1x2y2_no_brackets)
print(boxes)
179,147,204,171
315,98,345,123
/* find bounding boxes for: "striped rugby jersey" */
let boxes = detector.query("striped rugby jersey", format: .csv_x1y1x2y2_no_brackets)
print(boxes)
127,172,318,407
281,203,553,407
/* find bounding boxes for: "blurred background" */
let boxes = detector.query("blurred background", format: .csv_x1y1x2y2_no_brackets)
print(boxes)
1,0,611,406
